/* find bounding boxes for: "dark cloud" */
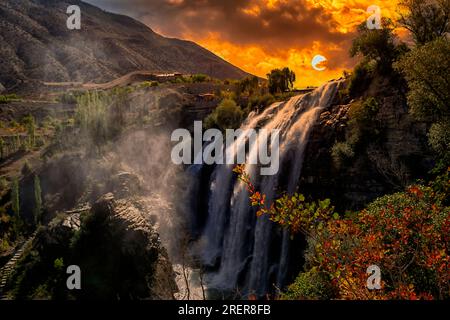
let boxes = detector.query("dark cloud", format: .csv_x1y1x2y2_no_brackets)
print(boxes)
85,0,353,50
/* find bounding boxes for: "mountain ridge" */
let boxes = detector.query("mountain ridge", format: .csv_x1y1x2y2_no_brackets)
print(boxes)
0,0,250,90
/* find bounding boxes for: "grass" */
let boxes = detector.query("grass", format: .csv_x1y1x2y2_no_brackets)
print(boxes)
0,94,21,104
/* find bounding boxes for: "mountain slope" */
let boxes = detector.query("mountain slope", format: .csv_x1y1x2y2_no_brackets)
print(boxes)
0,0,250,90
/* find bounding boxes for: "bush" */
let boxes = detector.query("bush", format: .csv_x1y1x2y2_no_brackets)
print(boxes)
0,94,21,104
282,269,336,300
204,99,243,131
348,97,380,144
53,258,64,271
235,165,450,300
348,97,380,126
140,81,159,88
307,186,449,299
58,93,78,104
191,74,209,83
348,62,373,96
331,97,380,168
428,122,450,157
247,93,275,112
0,177,8,190
428,121,450,171
331,142,355,167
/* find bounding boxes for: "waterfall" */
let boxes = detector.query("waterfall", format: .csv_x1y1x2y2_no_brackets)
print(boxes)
194,80,343,297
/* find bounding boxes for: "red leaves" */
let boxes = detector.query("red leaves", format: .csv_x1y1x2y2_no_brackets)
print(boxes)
233,165,450,300
408,185,424,198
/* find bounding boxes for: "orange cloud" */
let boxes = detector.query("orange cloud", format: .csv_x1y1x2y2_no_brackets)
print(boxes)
196,35,351,87
189,0,402,87
87,0,404,87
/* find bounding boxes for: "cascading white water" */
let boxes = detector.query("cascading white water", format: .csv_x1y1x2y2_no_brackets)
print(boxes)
197,80,343,296
200,102,283,266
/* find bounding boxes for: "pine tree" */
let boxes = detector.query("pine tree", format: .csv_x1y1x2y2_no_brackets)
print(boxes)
11,177,20,217
0,137,4,159
34,175,42,225
11,177,22,237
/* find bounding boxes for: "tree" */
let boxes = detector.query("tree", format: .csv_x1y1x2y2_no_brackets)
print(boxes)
204,99,244,131
350,19,406,74
34,175,42,226
399,0,450,46
22,115,36,149
11,177,20,218
236,76,260,96
395,38,450,122
267,68,296,94
0,137,5,159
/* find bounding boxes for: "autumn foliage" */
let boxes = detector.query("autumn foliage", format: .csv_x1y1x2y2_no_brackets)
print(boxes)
233,165,450,300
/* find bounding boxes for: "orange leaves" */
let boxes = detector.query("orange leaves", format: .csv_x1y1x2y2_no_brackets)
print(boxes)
408,185,424,198
234,164,450,299
234,164,336,236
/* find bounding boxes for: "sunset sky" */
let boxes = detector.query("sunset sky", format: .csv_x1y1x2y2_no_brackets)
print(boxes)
86,0,402,87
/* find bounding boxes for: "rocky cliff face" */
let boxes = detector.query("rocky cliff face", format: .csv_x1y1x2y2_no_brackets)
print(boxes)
298,76,434,211
4,172,178,300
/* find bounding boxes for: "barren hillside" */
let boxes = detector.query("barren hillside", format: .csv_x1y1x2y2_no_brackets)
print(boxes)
0,0,250,91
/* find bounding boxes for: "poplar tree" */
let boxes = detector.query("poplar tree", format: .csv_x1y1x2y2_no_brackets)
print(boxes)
11,177,20,217
34,175,42,225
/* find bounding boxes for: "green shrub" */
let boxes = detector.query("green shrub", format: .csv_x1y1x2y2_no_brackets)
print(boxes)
331,141,355,167
140,81,159,88
0,94,21,104
53,258,64,271
331,97,380,168
0,238,11,252
9,120,20,129
348,62,373,96
58,93,78,104
348,97,379,126
42,116,56,129
429,121,450,157
282,269,336,300
0,176,8,190
428,121,450,172
348,97,380,142
247,93,275,112
205,99,243,131
191,74,209,83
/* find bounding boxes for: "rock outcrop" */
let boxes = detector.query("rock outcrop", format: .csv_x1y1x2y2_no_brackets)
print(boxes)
4,191,177,300
298,76,433,211
70,193,178,300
